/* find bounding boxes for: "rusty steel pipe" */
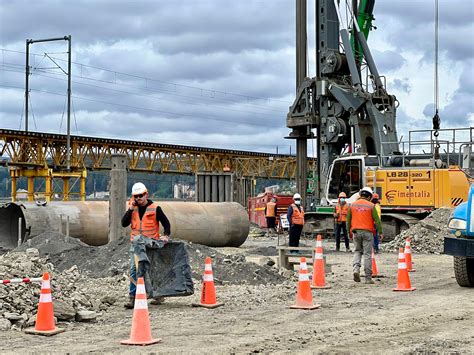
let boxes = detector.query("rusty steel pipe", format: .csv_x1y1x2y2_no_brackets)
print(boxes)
0,201,249,249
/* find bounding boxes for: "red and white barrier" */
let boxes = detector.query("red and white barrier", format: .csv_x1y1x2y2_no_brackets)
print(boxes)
1,277,42,285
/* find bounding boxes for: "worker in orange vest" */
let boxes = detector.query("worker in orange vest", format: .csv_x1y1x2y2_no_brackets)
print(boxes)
346,187,383,284
334,192,350,252
121,182,171,308
287,193,305,252
264,197,277,235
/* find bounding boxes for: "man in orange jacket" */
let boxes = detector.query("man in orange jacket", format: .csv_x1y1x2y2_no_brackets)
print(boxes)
287,193,305,252
264,197,277,235
346,187,383,284
121,182,171,308
334,192,350,252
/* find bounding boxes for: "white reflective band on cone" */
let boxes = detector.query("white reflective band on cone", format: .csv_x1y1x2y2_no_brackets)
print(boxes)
205,264,213,271
316,241,322,247
134,299,148,310
136,284,146,294
203,274,214,282
398,262,407,269
299,274,310,281
405,249,412,254
300,263,308,270
398,253,404,259
42,280,51,289
39,293,52,303
315,253,323,259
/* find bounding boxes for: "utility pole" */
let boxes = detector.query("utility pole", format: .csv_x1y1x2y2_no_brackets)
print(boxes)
25,36,72,170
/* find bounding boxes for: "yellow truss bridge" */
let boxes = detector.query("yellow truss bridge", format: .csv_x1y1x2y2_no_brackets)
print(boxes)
0,129,316,201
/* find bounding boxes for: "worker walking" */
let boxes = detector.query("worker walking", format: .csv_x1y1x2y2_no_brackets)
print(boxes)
121,182,171,309
346,187,383,284
334,192,350,252
265,197,277,235
287,193,305,251
371,193,382,253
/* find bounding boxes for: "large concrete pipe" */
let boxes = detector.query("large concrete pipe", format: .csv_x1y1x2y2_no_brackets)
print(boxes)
0,201,249,249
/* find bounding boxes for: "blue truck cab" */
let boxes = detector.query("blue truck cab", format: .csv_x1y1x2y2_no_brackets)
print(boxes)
444,184,474,287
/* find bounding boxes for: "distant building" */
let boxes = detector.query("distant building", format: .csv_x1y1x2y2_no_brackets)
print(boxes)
173,184,195,200
15,189,28,200
264,185,280,194
86,191,109,200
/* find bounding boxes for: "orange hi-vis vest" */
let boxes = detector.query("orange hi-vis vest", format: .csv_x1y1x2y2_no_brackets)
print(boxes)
335,203,349,223
265,202,276,217
349,198,374,232
291,204,305,225
130,202,161,241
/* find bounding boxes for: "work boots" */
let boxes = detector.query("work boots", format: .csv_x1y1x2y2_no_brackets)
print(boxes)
365,278,375,284
123,295,135,309
150,296,165,305
353,272,361,282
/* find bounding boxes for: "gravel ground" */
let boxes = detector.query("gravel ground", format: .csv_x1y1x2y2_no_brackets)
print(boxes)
0,235,472,353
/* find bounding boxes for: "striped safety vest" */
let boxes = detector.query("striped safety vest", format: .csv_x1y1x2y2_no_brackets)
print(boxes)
335,203,349,223
349,198,374,232
130,202,161,241
290,204,305,225
265,202,276,217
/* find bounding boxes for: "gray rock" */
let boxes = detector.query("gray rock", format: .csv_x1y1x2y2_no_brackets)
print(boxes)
53,299,76,321
259,257,275,267
100,295,116,305
0,318,11,330
75,310,98,322
27,315,36,327
25,248,40,258
4,312,23,321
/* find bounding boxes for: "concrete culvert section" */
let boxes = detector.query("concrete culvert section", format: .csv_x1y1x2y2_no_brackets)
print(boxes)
0,201,249,249
0,203,27,249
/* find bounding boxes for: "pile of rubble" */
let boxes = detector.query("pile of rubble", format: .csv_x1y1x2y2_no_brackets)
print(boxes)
18,232,286,286
383,208,453,254
0,249,126,331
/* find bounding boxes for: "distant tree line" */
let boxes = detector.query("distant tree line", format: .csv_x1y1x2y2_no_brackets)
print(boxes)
0,167,291,199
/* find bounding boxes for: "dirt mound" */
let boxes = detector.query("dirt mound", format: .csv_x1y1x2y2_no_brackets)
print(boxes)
16,233,285,285
383,208,452,254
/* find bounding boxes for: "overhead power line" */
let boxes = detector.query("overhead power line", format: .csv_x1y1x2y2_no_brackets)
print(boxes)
0,83,277,127
0,48,290,107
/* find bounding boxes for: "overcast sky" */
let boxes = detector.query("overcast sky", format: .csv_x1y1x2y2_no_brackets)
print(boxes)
0,0,472,156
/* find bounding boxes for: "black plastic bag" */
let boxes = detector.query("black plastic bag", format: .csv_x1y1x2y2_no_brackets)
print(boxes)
146,241,194,297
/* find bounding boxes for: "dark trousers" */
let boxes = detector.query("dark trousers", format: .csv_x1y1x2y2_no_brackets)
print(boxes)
289,224,303,247
335,223,349,250
266,217,276,229
373,230,379,252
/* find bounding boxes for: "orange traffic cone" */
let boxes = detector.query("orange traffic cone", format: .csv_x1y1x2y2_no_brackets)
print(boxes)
311,235,331,289
121,277,161,345
192,257,224,309
290,257,320,310
25,272,65,336
404,238,415,272
393,248,416,292
371,249,379,277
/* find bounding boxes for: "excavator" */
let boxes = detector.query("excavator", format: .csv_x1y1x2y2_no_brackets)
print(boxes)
286,0,472,238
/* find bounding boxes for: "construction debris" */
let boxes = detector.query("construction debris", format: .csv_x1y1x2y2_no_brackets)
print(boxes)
383,208,453,254
16,232,287,286
0,249,125,330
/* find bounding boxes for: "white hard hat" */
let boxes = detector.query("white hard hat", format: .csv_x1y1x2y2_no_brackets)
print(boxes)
131,182,147,195
293,193,301,199
360,186,373,196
